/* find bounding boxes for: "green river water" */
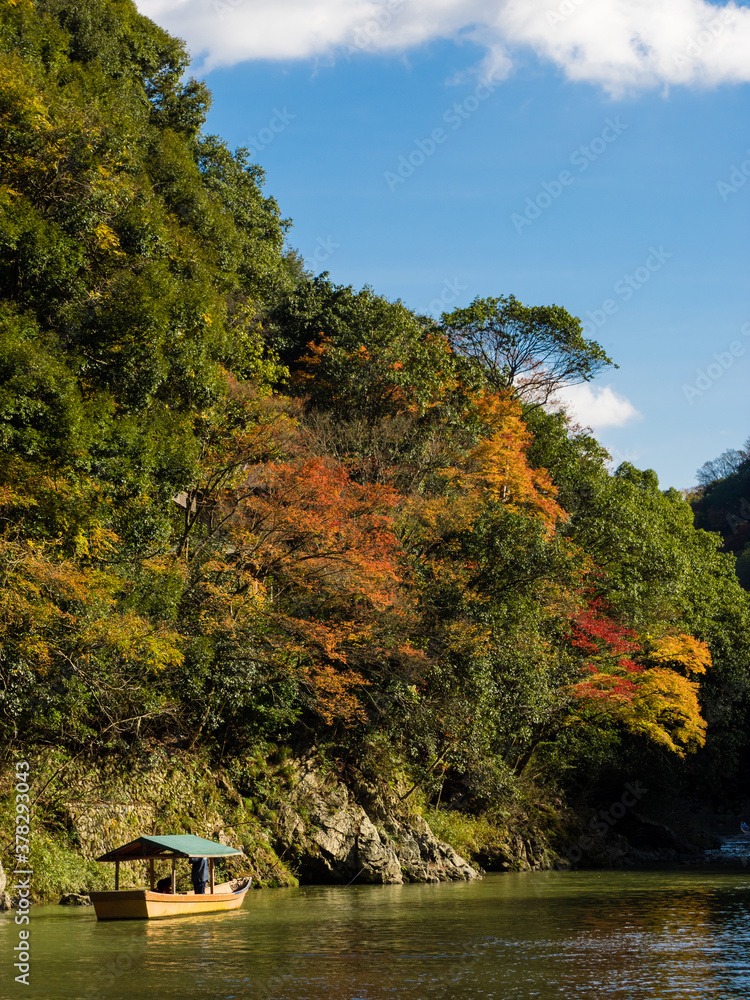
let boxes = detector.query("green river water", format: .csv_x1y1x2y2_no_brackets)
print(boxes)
3,869,750,1000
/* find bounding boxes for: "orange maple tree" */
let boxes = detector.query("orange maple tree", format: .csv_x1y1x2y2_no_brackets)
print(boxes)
462,391,566,531
179,384,411,728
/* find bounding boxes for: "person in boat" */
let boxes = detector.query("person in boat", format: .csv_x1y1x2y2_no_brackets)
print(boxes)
155,876,173,893
190,856,209,894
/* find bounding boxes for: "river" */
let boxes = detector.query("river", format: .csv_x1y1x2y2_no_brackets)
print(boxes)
3,869,750,999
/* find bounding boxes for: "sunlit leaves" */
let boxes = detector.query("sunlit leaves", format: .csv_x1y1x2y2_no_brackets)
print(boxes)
2,0,749,816
575,665,707,757
642,633,712,677
463,392,565,531
0,307,83,461
568,598,712,757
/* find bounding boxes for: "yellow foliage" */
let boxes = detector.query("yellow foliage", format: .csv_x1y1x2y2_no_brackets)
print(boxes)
79,613,184,671
573,663,707,757
399,491,482,551
442,619,493,659
643,633,712,677
92,222,124,259
626,667,707,756
0,533,185,676
464,392,566,531
0,63,50,132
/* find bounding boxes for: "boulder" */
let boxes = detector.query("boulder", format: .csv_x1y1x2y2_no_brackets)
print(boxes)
59,893,92,906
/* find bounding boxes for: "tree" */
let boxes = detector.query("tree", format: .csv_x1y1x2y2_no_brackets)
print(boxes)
567,600,710,757
391,392,587,789
441,294,615,405
696,442,750,487
462,392,565,531
169,382,411,734
272,276,469,422
526,408,750,790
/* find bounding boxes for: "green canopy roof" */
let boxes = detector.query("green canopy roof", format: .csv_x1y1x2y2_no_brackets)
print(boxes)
97,835,243,862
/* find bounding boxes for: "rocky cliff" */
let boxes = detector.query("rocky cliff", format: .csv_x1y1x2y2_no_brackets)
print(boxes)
269,756,478,884
0,750,479,899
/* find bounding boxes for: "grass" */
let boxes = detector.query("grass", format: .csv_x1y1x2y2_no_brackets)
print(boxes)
424,807,500,863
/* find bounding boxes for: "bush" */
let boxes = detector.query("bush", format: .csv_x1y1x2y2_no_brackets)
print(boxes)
26,835,114,901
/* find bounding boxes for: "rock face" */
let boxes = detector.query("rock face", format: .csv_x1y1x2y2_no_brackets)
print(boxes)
61,757,234,860
59,893,92,906
0,859,11,911
619,813,703,864
21,750,479,893
271,757,479,885
489,832,552,872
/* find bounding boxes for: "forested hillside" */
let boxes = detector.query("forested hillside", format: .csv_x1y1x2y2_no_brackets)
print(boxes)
691,442,750,591
2,0,750,880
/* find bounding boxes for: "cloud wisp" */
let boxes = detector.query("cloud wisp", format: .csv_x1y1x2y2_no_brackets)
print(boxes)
555,383,642,430
136,0,750,93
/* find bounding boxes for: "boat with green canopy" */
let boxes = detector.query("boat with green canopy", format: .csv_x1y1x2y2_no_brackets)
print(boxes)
88,834,251,920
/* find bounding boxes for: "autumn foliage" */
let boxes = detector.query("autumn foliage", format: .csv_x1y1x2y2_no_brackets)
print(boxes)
464,392,565,530
3,0,750,839
568,598,710,756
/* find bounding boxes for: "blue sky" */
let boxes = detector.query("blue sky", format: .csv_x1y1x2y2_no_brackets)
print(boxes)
137,0,749,489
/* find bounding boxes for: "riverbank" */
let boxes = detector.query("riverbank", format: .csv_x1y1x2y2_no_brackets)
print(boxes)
0,745,578,902
0,748,488,901
2,747,741,904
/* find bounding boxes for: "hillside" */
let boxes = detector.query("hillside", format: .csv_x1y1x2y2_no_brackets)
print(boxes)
2,0,750,894
690,442,750,590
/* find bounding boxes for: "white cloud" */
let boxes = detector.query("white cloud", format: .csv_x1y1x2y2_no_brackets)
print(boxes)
555,383,642,429
135,0,750,92
493,0,750,94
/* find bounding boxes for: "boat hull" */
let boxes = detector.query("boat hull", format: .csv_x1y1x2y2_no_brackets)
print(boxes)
89,879,251,920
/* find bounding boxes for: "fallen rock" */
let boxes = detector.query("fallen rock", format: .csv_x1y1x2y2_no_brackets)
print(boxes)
59,893,92,906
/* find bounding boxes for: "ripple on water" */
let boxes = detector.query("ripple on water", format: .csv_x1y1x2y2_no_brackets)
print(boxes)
6,871,750,1000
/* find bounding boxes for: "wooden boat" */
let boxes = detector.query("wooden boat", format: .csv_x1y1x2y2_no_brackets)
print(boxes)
89,878,251,920
88,834,251,921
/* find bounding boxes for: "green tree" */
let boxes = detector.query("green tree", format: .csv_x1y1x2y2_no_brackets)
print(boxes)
442,295,615,405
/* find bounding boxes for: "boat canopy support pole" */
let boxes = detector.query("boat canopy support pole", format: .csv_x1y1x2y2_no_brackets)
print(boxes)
171,858,176,894
115,860,120,891
149,859,155,891
209,858,215,894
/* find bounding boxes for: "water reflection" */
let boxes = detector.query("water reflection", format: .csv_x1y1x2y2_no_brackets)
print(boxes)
4,871,750,999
